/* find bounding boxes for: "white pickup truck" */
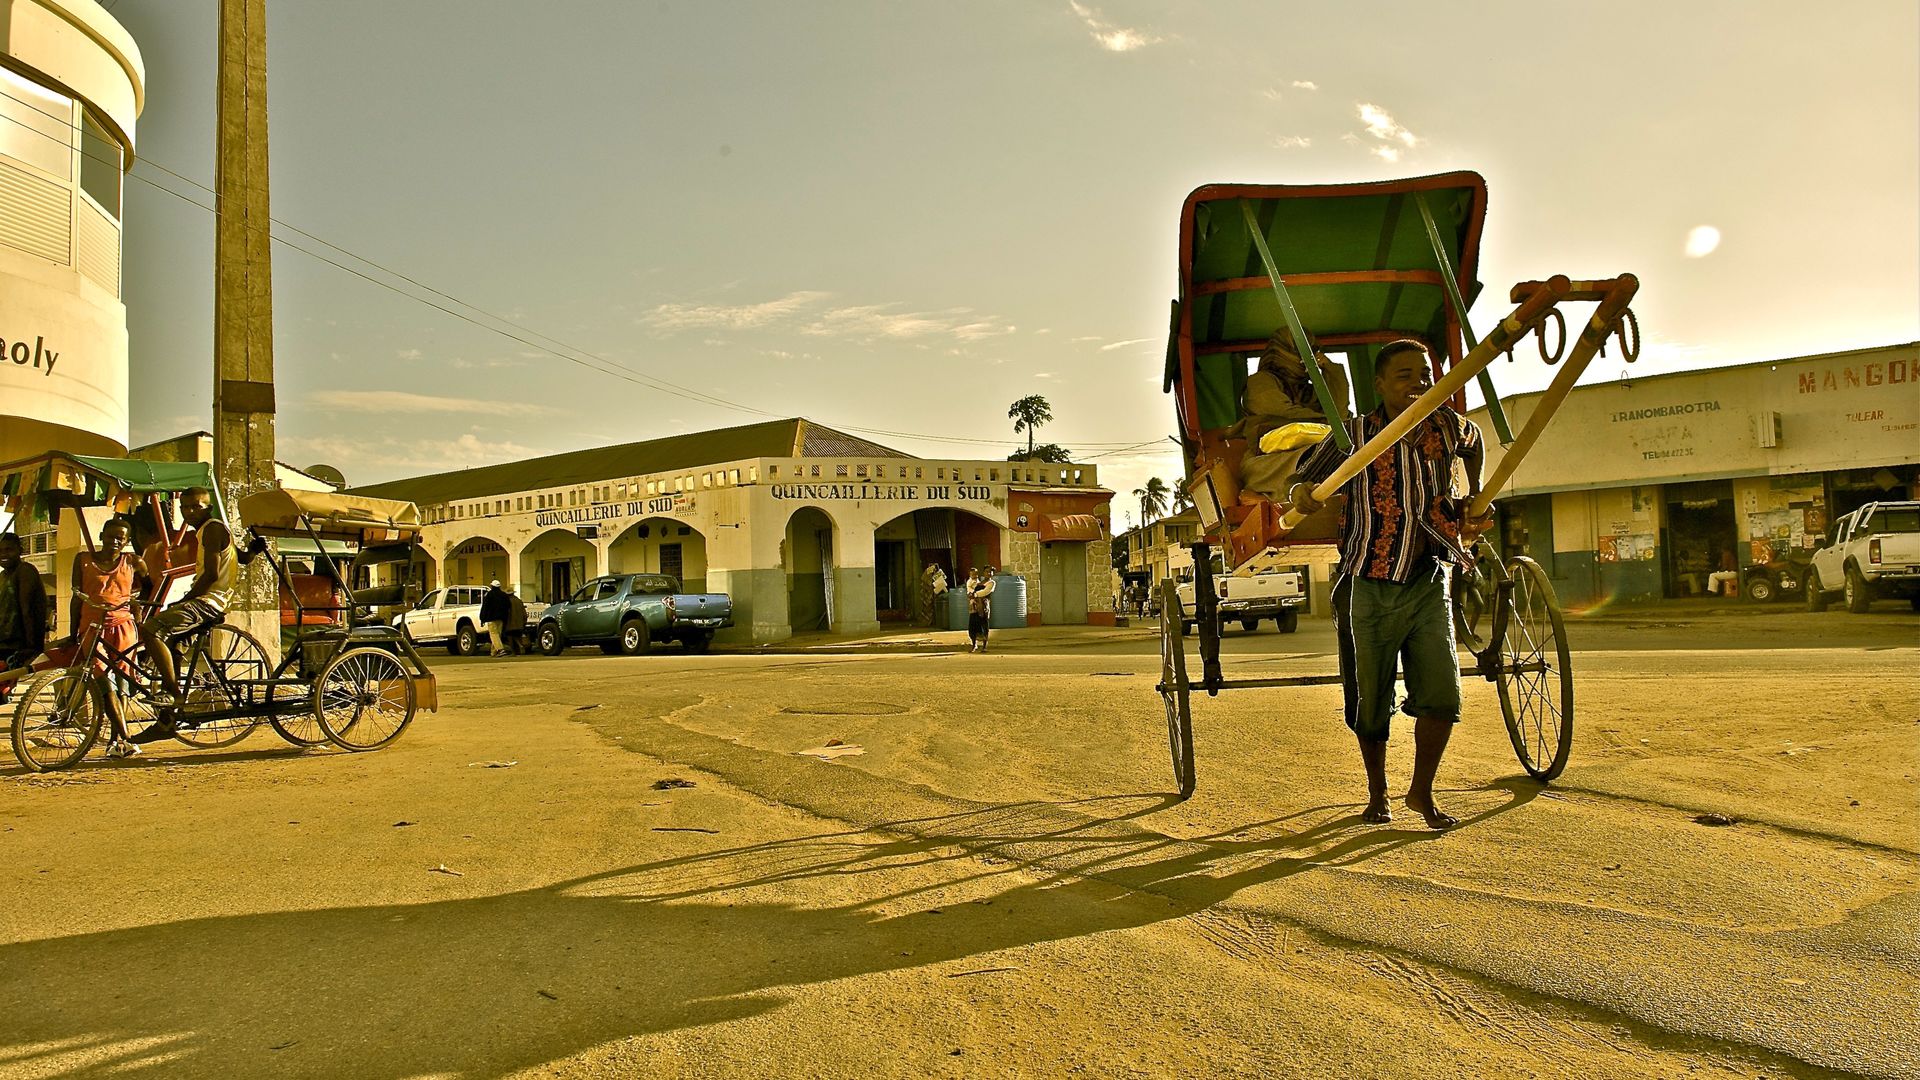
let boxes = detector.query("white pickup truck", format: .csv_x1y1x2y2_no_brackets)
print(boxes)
1806,501,1920,613
393,585,548,654
1171,548,1306,633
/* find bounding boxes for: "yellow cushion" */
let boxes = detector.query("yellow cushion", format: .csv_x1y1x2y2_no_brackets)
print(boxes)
1259,422,1332,454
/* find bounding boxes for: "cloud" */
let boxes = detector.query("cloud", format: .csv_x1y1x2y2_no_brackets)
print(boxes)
1099,337,1154,351
1684,225,1722,258
800,304,1016,343
277,432,548,480
1068,335,1104,343
1273,135,1312,150
1291,80,1318,90
1032,372,1058,380
638,290,832,333
1067,1,1161,52
447,356,527,370
309,390,553,417
396,348,423,361
1357,103,1419,148
1372,146,1402,163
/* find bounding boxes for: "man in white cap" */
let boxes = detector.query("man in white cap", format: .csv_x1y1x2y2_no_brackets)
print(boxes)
479,579,511,657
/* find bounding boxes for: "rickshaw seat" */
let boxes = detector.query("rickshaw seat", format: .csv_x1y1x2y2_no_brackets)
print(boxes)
352,585,408,607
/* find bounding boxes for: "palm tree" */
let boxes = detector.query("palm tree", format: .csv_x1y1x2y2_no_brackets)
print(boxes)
1133,476,1170,525
1171,484,1193,513
1007,395,1054,459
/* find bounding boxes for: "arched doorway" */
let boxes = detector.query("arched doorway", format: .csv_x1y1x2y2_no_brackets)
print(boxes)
607,517,707,591
517,528,596,604
444,536,510,588
783,506,836,633
871,507,1005,624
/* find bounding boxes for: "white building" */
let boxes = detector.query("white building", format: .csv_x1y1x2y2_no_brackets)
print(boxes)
353,419,1118,643
0,0,143,462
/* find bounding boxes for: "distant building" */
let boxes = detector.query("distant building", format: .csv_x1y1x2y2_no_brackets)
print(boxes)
0,0,144,461
351,418,1116,643
1468,342,1919,607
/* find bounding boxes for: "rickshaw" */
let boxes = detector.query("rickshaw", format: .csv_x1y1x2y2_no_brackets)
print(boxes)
3,453,438,771
1158,171,1639,798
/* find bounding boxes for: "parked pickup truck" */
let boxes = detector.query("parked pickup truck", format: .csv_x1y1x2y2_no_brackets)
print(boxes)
1806,501,1920,613
536,573,733,655
1170,548,1306,633
392,585,548,655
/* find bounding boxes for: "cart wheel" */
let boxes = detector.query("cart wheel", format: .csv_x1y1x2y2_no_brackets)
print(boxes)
10,670,102,772
313,647,418,752
1494,557,1573,781
175,625,269,749
1157,581,1195,800
267,678,325,747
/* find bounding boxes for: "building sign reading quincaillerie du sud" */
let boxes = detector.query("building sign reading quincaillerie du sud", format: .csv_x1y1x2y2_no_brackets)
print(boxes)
769,483,994,502
535,494,691,528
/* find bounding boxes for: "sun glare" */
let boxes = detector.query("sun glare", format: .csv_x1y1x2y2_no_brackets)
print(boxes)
1684,225,1722,258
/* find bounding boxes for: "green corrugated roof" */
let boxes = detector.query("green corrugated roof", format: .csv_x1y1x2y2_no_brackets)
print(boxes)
349,418,909,506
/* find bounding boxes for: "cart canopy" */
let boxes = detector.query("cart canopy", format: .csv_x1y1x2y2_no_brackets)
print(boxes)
0,451,224,526
1170,171,1487,429
238,487,421,538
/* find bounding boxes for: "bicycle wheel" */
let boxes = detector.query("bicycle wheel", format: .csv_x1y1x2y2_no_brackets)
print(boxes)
10,670,102,772
1494,557,1574,780
1158,580,1195,800
313,647,417,751
175,625,269,749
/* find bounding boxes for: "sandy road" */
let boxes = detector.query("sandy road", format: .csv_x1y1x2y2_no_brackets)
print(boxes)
0,608,1914,1078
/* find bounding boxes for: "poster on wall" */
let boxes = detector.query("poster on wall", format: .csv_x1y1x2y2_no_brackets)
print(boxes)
1597,536,1619,563
1751,539,1776,564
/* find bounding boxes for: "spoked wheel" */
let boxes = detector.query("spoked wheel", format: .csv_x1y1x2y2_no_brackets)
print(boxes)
1157,580,1195,800
175,625,270,749
313,647,418,752
10,670,102,772
1494,557,1573,781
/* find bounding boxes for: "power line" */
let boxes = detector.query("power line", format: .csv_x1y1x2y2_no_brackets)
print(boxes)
0,83,1161,451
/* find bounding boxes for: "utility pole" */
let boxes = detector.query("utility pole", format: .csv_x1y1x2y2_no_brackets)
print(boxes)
213,0,278,654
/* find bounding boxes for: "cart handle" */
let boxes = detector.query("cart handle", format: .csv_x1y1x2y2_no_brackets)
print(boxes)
1466,274,1637,520
1278,276,1570,531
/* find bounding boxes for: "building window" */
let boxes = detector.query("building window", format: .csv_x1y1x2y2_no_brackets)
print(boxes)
730,469,741,484
703,473,713,488
749,467,758,482
768,465,779,477
836,465,849,477
0,68,73,179
936,469,945,480
811,465,822,477
79,112,122,219
915,468,923,479
855,464,867,478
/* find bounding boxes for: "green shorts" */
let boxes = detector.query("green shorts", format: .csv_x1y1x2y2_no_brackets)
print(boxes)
1332,569,1462,741
144,598,225,640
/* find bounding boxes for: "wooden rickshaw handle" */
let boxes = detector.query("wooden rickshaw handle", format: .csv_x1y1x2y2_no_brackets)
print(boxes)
1279,276,1571,531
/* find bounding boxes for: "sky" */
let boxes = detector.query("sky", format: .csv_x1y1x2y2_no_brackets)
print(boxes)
103,0,1920,526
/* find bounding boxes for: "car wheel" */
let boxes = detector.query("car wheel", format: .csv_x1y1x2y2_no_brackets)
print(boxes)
1845,564,1873,613
453,623,479,656
682,630,712,654
538,623,566,655
1744,575,1775,603
1804,570,1828,612
618,618,651,656
1276,610,1299,634
1239,618,1259,632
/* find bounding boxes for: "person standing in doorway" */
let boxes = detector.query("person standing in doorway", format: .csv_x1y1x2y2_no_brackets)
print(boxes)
969,568,997,653
1287,339,1491,830
480,580,511,657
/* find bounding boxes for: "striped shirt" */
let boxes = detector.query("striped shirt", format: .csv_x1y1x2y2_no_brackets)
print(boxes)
1296,407,1484,583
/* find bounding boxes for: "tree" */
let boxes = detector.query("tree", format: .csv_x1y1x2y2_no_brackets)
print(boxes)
1133,476,1170,525
1007,443,1072,463
1007,395,1054,459
1171,484,1193,512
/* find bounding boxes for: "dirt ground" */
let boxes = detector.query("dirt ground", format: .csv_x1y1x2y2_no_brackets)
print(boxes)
1,603,1915,1079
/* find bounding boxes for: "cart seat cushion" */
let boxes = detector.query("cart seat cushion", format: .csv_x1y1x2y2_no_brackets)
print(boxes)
352,585,408,607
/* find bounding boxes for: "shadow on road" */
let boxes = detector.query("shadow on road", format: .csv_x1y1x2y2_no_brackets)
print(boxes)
0,784,1538,1077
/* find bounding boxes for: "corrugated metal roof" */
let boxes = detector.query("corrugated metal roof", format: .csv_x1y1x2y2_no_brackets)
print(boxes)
348,418,909,506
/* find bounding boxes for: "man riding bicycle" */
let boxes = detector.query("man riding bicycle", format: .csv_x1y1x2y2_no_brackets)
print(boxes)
131,486,235,742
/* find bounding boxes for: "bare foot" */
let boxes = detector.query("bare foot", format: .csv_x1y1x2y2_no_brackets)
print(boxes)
1361,797,1392,824
1403,794,1456,830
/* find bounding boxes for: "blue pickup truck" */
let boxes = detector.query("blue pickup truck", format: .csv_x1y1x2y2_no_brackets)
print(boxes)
535,573,733,655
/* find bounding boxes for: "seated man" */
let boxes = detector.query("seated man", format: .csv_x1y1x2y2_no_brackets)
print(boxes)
1233,329,1353,502
132,486,235,740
